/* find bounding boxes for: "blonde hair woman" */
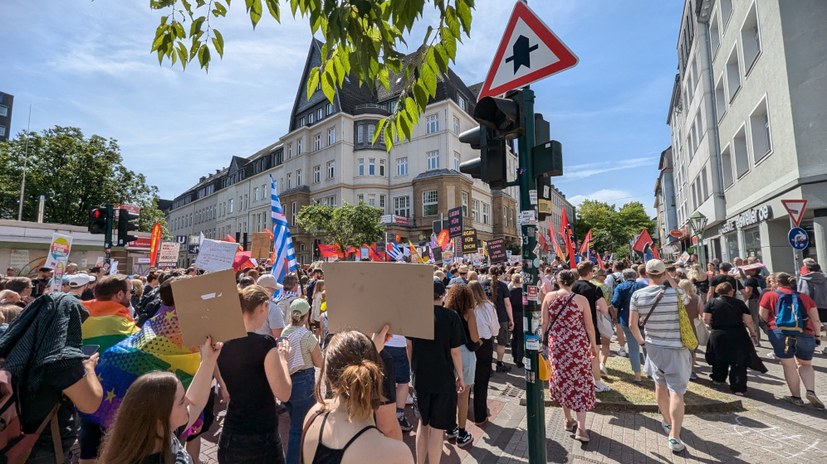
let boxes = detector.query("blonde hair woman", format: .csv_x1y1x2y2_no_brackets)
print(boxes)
679,279,701,380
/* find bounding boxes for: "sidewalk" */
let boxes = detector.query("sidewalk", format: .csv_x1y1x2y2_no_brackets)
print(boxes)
198,341,827,463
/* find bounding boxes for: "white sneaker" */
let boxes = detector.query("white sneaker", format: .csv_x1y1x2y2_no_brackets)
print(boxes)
618,347,628,357
599,363,608,376
594,381,612,393
660,421,672,435
668,437,686,452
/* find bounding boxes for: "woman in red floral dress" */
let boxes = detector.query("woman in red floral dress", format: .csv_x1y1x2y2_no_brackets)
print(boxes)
541,269,598,442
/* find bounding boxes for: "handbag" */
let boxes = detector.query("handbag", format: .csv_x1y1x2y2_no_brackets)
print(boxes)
677,292,699,350
596,312,614,339
538,352,552,381
694,318,710,346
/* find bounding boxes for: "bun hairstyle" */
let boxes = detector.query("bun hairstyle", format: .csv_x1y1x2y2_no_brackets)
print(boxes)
557,269,578,287
714,281,734,296
316,331,385,421
239,284,271,314
775,272,795,289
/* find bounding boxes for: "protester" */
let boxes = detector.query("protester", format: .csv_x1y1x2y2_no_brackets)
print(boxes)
31,267,53,299
310,279,325,335
0,303,21,335
282,298,323,464
97,337,222,464
636,264,648,285
591,268,617,374
742,266,766,344
571,261,611,392
129,278,144,314
629,259,691,452
407,281,465,464
541,269,597,443
703,282,759,394
306,267,323,302
508,274,525,368
0,288,22,306
302,331,413,464
443,284,479,448
688,264,710,304
469,281,498,425
611,268,647,382
216,285,293,463
447,265,469,287
383,330,414,433
4,276,33,303
678,279,701,381
759,272,824,408
5,266,16,277
277,274,301,323
255,274,287,339
797,259,827,354
707,262,743,302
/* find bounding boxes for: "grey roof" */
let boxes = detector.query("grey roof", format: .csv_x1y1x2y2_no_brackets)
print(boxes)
466,82,484,100
281,185,311,196
412,169,466,181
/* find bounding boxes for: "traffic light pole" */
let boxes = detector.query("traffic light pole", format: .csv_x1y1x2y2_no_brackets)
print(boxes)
104,204,114,269
516,87,547,463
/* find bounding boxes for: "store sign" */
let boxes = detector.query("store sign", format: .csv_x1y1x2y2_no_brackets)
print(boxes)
719,205,773,235
380,214,411,226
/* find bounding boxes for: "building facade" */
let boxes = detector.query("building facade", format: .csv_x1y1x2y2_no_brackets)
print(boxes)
666,0,827,270
167,41,521,264
0,92,13,142
654,147,681,257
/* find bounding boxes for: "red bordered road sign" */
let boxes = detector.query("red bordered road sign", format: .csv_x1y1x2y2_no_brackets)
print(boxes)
781,199,808,227
477,1,578,99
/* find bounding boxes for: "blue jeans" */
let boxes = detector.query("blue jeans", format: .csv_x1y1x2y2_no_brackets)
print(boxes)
286,368,316,464
621,325,642,374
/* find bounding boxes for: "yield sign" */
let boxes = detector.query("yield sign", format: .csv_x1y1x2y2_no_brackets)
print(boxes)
477,1,578,99
781,199,808,227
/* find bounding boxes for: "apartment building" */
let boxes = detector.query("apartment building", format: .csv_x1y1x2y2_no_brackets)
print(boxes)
167,40,521,264
665,0,827,269
654,147,681,257
0,92,13,142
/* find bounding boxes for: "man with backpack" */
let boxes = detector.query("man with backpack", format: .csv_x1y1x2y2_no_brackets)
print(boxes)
798,258,827,354
760,272,824,408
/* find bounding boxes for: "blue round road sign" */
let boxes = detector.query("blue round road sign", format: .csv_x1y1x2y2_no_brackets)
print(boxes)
788,227,809,250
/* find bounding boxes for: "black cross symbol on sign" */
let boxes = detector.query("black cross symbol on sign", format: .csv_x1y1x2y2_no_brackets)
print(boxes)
505,35,539,73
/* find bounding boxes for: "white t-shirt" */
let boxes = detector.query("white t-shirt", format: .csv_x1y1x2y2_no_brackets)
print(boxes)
474,301,500,339
385,334,408,348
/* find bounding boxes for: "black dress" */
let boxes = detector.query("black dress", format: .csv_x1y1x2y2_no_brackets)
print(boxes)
509,286,524,365
704,296,765,392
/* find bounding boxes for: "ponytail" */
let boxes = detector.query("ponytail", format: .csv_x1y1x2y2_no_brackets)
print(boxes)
339,361,385,421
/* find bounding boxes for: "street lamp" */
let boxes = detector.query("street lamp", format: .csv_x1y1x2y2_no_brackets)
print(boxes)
689,211,708,268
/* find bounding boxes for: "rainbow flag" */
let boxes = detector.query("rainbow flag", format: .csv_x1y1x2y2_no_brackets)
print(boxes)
81,300,139,352
85,305,201,428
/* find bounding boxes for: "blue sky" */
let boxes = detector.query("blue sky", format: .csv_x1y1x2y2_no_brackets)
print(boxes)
1,0,682,216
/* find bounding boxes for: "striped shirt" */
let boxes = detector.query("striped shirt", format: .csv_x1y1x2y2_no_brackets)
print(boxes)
630,285,687,348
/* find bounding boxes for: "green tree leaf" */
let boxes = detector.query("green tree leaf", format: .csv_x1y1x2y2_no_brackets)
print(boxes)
212,29,224,58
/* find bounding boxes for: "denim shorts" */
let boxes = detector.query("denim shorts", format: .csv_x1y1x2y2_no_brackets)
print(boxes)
384,346,411,384
458,345,476,386
767,329,815,361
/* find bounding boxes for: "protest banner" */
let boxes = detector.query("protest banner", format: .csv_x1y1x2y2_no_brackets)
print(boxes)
193,238,241,272
462,229,478,254
158,242,180,267
250,232,271,260
487,238,507,264
45,233,72,292
323,262,435,339
171,269,247,347
448,206,463,238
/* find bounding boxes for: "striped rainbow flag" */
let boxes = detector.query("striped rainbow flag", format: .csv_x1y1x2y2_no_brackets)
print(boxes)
81,300,139,352
85,304,201,428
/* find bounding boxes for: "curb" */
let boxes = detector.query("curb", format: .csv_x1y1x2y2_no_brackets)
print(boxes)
519,397,744,414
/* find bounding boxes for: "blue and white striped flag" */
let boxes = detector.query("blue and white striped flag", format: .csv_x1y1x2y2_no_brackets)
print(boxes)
387,242,404,262
270,175,298,283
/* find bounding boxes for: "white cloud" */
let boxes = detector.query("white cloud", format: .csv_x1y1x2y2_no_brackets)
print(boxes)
560,155,659,181
568,189,656,217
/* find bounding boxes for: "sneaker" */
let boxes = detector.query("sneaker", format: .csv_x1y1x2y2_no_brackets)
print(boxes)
495,363,512,373
398,415,414,432
689,372,698,381
786,396,806,407
456,429,473,447
445,425,459,439
617,347,628,357
660,421,672,435
821,346,827,355
667,438,686,452
806,390,825,409
594,381,612,393
599,363,608,376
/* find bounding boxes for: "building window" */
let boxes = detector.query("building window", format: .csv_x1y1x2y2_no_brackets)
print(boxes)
229,198,234,213
253,187,259,201
290,202,297,226
296,169,302,186
367,194,376,206
720,0,733,27
328,127,336,145
461,192,469,217
357,124,365,144
0,105,8,117
750,99,772,162
379,194,386,210
452,115,460,134
483,203,490,225
313,165,321,184
701,164,710,200
287,143,293,159
299,117,305,127
426,114,439,134
317,108,324,121
710,15,720,55
457,96,467,112
309,112,315,124
314,133,322,151
396,157,408,177
733,126,749,178
394,196,411,218
472,199,480,222
327,160,335,179
287,172,292,189
357,193,364,203
422,191,438,216
726,47,741,102
426,150,439,170
714,77,726,120
368,158,376,176
379,159,386,176
326,103,334,115
453,151,461,171
358,158,365,176
741,5,761,74
297,138,303,155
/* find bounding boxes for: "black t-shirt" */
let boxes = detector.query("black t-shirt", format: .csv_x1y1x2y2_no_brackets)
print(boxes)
571,280,604,320
141,436,192,464
20,361,86,455
745,276,764,300
485,280,511,322
217,332,278,434
409,306,465,394
692,278,710,296
704,296,750,329
509,287,523,314
379,349,396,405
709,274,743,294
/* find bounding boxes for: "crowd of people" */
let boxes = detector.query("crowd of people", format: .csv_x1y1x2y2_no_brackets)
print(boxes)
1,251,825,462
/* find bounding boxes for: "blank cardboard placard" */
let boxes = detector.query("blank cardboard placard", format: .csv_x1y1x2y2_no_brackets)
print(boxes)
323,262,435,340
171,269,247,347
250,232,271,260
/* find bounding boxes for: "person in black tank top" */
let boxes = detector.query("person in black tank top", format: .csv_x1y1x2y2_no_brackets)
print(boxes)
301,331,412,464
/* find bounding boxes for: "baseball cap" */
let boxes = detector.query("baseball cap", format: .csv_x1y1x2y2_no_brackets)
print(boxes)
256,274,281,290
645,259,666,276
290,298,311,316
67,274,93,288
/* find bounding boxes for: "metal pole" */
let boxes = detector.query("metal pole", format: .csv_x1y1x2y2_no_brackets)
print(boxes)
517,87,547,464
17,105,32,221
791,217,801,278
37,195,45,223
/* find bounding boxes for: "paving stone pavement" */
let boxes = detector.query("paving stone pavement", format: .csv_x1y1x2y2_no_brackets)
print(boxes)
197,342,827,463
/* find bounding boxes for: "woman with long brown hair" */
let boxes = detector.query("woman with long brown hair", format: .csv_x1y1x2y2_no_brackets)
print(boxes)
442,284,479,447
302,331,412,464
98,338,222,464
468,281,498,425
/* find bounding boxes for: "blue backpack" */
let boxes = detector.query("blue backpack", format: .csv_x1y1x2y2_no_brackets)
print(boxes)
775,290,807,336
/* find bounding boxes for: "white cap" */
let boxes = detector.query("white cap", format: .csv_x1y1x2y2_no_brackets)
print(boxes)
67,273,93,288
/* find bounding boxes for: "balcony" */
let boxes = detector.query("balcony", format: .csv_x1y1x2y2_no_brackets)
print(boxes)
352,104,391,116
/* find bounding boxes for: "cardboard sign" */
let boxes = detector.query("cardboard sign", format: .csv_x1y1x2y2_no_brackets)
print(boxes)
462,229,478,254
158,242,180,266
44,233,73,270
527,285,539,302
487,238,507,264
171,269,248,347
323,262,435,340
194,239,240,272
448,207,463,238
250,232,271,259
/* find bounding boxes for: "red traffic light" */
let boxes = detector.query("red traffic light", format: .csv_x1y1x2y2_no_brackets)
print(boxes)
92,209,103,219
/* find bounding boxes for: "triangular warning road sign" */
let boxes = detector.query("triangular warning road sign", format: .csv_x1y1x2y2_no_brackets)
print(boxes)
781,199,808,227
477,1,578,99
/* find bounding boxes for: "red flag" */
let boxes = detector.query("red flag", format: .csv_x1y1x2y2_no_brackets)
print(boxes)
652,245,661,260
149,222,162,268
560,209,576,268
437,229,450,249
318,244,340,258
596,253,606,270
537,228,549,253
632,229,654,253
579,229,593,255
368,243,385,262
225,233,236,242
550,228,565,262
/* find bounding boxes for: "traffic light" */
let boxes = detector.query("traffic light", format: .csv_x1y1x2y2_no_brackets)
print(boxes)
88,207,109,234
116,208,139,246
458,126,508,190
